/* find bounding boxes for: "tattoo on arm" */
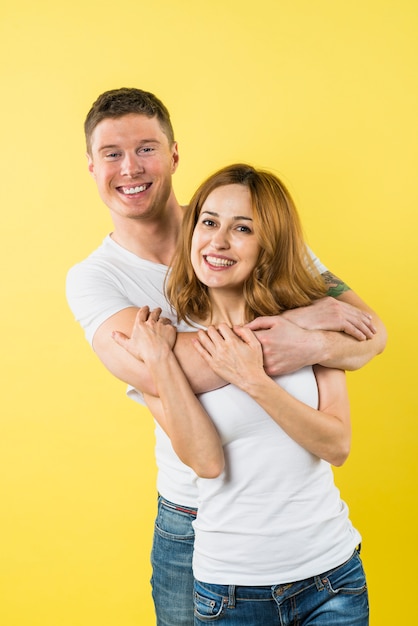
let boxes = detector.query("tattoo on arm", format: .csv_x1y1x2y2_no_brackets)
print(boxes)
322,271,351,298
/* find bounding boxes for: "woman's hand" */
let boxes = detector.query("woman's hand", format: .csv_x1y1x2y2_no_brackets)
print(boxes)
112,306,176,366
193,324,266,391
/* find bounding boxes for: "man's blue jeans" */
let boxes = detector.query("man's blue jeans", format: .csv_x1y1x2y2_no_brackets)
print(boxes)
193,549,368,625
151,496,197,626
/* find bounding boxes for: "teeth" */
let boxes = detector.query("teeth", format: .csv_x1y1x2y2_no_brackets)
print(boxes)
206,256,235,267
123,184,148,195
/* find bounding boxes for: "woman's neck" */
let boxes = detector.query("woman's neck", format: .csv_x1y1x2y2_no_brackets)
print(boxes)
202,290,248,327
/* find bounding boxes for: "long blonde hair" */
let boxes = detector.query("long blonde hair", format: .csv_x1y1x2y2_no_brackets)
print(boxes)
166,164,327,324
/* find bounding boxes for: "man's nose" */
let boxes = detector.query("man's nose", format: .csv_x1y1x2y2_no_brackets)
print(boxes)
120,153,144,176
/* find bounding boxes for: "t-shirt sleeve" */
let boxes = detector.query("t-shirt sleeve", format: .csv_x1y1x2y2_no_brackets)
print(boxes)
305,246,328,275
66,261,134,346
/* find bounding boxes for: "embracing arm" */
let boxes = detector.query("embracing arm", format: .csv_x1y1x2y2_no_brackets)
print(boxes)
246,273,387,375
193,325,351,466
312,287,386,369
93,307,227,395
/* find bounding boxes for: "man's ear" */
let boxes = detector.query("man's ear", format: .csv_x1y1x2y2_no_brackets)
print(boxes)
171,142,180,173
87,152,95,178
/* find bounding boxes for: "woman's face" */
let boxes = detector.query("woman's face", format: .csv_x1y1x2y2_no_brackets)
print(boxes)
191,184,260,292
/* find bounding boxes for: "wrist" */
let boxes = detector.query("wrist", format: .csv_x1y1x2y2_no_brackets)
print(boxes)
313,330,331,362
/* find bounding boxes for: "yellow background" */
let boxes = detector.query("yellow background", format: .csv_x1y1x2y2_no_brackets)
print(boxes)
1,1,416,624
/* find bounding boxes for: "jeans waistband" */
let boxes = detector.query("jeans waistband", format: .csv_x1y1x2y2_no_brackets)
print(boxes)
158,495,197,517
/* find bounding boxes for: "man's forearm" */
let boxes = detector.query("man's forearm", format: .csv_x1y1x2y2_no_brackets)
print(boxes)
174,332,228,394
316,314,387,370
295,279,387,370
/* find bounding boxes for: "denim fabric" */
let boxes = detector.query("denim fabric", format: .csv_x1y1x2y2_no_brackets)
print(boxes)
193,549,369,625
151,496,197,626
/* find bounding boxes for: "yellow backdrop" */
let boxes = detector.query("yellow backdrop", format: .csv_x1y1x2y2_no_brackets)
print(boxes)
1,1,416,624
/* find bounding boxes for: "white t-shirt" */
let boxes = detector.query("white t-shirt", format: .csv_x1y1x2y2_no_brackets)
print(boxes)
193,367,361,584
66,235,328,507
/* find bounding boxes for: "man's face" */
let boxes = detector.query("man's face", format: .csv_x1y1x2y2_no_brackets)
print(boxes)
87,113,179,221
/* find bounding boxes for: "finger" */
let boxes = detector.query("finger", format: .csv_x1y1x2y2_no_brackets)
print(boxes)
192,337,213,363
149,307,162,321
244,316,274,331
206,326,225,343
159,316,173,326
342,316,375,340
362,316,377,335
357,321,375,339
232,325,260,345
111,330,130,348
215,324,236,340
341,322,367,341
137,306,150,322
196,329,216,352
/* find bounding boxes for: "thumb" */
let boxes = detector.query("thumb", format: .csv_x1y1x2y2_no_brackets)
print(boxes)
232,325,257,343
245,316,273,331
111,330,129,348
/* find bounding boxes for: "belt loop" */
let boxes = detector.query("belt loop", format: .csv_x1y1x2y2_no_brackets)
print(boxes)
228,585,236,608
314,576,325,591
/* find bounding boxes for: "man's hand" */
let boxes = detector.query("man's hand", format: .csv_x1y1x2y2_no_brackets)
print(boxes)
246,290,386,375
245,315,322,376
281,297,376,341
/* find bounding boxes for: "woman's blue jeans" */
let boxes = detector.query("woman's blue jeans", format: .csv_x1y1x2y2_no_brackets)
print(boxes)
193,549,369,625
151,497,368,626
151,496,197,626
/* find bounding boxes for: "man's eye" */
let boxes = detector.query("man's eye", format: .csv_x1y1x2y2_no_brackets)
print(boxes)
140,147,154,154
105,152,120,159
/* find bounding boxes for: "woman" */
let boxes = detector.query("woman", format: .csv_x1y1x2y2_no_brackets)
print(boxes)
113,164,369,625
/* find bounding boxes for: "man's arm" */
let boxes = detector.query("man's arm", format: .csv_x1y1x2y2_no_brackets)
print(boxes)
246,274,387,375
320,286,387,368
93,307,226,395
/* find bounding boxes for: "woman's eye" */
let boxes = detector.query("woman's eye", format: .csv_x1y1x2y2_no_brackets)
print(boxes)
237,225,252,233
202,219,216,227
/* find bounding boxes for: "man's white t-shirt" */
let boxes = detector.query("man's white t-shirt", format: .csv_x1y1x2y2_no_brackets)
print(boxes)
66,235,328,507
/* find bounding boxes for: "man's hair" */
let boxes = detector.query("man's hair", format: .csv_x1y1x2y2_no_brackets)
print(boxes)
84,87,175,154
166,163,327,325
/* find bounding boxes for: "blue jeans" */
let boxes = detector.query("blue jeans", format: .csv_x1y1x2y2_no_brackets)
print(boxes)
193,549,368,625
151,495,197,626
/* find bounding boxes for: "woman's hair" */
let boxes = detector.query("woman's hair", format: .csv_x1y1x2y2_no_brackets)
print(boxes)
166,163,327,324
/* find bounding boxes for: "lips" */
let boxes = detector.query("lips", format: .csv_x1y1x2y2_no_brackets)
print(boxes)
204,255,236,268
119,183,152,195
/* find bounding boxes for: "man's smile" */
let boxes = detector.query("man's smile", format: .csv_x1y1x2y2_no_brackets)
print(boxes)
119,183,152,195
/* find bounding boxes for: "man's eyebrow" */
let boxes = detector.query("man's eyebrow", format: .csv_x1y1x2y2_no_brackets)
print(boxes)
97,139,161,152
98,144,119,151
201,210,253,221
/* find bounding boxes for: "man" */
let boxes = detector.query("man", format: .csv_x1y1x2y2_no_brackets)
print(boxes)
66,88,386,626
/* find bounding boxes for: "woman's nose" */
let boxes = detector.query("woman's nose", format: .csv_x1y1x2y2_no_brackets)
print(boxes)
211,229,230,249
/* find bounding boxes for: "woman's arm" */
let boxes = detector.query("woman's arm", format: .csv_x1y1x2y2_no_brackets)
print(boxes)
112,307,224,478
193,324,351,466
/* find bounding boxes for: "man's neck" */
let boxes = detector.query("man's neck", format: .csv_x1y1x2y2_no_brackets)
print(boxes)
110,200,184,266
